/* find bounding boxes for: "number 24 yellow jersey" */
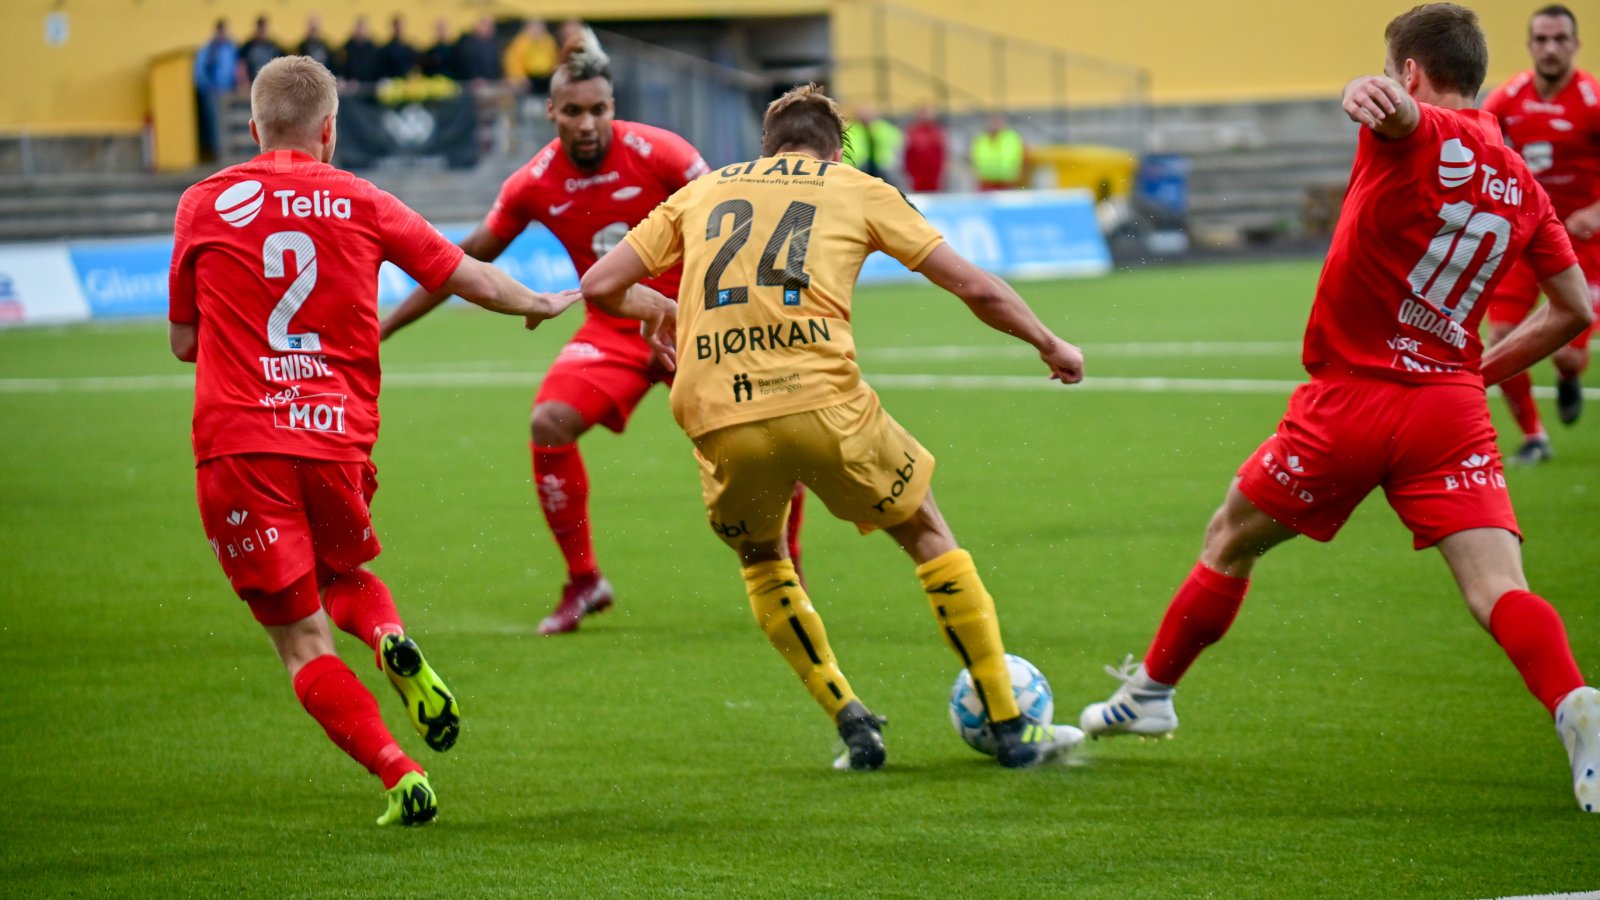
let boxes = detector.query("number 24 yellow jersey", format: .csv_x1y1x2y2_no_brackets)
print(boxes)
624,153,945,438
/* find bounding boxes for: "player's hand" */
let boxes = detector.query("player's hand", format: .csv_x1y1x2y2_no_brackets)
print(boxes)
1041,339,1084,384
641,305,677,372
525,289,583,330
1342,76,1403,130
1566,207,1600,242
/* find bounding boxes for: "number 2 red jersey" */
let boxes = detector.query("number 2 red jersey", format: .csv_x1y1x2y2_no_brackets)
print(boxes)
1482,69,1600,220
170,149,464,464
483,119,709,329
1304,103,1577,385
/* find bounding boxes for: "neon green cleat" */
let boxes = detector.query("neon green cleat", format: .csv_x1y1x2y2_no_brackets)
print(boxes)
376,771,437,826
381,633,461,752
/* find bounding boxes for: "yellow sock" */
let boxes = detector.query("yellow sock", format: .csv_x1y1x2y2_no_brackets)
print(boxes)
743,559,857,720
917,548,1021,722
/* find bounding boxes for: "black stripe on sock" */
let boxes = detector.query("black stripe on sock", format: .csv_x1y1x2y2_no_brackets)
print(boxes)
789,616,823,665
828,681,842,699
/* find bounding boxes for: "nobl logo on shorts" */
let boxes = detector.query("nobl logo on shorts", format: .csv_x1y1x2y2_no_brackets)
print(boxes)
215,180,265,228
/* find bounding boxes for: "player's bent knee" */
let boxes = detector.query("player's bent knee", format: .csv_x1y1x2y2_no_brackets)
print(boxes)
531,402,587,446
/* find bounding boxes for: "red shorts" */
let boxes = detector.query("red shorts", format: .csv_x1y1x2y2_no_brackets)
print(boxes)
1486,235,1600,352
196,454,381,621
1236,378,1519,550
536,320,672,433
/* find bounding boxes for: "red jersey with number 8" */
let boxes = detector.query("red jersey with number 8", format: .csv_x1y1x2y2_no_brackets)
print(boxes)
1304,103,1577,384
170,149,465,464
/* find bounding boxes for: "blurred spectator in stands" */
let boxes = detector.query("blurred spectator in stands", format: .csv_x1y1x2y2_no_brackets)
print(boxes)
455,16,503,85
902,105,947,192
842,105,902,184
504,19,558,95
193,18,238,162
296,15,333,71
237,16,283,84
554,19,586,48
419,20,460,79
341,16,383,85
378,16,419,81
970,112,1027,190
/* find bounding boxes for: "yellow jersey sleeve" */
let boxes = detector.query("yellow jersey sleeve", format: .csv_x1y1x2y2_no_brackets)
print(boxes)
624,186,689,276
863,180,944,270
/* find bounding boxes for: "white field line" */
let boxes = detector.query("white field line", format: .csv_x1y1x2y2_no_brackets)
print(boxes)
2,369,1596,400
867,340,1302,361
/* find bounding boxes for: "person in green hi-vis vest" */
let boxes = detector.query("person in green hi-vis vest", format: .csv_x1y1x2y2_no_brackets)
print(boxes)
842,105,903,184
970,112,1027,190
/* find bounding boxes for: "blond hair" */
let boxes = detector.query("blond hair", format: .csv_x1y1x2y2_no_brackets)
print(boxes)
761,84,844,157
250,56,338,145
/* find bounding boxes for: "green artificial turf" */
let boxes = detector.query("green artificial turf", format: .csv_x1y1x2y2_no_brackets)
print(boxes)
1,261,1594,897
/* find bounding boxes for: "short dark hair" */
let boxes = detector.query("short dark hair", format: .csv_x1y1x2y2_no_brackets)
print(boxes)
761,84,844,157
1384,3,1488,98
1531,4,1578,37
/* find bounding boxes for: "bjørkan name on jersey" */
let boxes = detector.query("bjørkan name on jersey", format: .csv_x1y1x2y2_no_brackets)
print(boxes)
170,150,465,466
1303,103,1578,385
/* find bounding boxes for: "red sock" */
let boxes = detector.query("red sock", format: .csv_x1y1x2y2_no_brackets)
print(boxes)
1144,561,1250,685
293,655,421,788
322,568,402,651
532,442,596,578
1500,372,1545,439
1489,590,1585,715
786,484,806,566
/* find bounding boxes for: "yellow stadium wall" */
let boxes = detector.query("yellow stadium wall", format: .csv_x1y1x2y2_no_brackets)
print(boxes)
0,0,1557,133
831,0,1540,110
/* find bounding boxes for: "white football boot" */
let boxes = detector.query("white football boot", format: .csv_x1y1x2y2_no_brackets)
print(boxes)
1555,686,1600,813
1079,654,1179,739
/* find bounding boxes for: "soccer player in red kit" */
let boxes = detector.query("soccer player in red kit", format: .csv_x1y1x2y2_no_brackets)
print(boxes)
1077,4,1600,812
382,35,808,635
169,57,579,825
1482,4,1600,463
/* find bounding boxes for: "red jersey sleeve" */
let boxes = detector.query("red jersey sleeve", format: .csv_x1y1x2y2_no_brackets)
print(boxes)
373,190,465,293
483,166,538,243
168,186,203,325
1524,181,1580,280
654,131,711,191
1362,101,1444,159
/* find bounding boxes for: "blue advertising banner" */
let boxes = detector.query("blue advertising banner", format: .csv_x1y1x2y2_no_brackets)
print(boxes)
2,188,1110,326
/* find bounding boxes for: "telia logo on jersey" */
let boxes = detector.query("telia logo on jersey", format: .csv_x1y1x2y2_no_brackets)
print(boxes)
215,180,266,227
611,186,643,202
1437,139,1476,189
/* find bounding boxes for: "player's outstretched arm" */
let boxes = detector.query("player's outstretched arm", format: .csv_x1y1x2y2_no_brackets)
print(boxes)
1482,265,1595,386
1342,75,1419,140
442,257,582,328
914,243,1083,383
580,242,678,368
380,224,513,340
169,322,198,363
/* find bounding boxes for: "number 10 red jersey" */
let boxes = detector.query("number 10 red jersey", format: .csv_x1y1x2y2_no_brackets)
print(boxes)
170,149,465,464
1304,103,1577,384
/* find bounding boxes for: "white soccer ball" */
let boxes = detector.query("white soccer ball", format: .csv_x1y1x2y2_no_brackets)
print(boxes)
948,653,1054,755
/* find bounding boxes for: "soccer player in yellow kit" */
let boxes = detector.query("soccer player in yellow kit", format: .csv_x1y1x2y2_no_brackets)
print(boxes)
581,84,1086,769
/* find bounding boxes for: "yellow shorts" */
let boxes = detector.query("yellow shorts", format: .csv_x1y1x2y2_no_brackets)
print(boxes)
692,391,936,548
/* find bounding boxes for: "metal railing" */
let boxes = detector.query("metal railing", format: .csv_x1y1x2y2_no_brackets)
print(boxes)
831,0,1151,151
